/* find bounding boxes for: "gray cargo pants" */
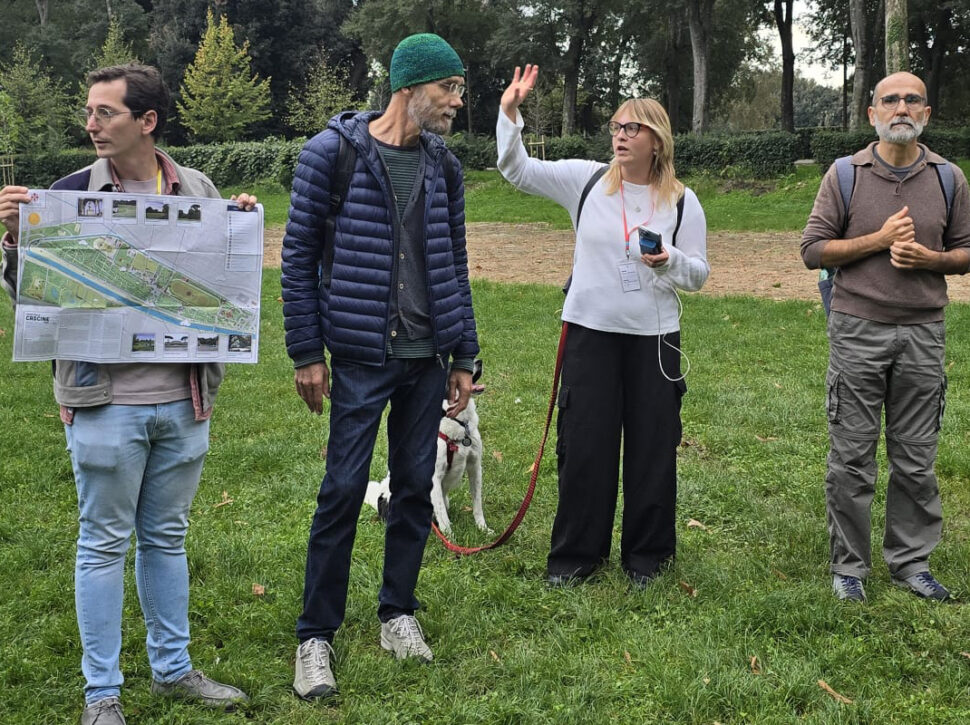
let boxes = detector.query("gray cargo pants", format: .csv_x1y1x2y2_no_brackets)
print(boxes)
825,311,947,580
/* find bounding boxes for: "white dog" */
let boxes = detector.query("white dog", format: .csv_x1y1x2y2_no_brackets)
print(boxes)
365,364,489,536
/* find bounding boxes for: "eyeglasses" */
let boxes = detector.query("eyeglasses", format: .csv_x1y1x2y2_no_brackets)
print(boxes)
606,121,644,138
877,94,926,110
75,106,134,127
436,81,466,98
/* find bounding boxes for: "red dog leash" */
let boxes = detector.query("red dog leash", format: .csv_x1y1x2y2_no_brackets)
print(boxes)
431,323,569,555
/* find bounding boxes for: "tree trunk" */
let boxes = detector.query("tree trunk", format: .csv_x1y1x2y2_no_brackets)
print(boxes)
885,0,908,73
561,30,583,135
848,0,872,129
687,0,714,134
913,5,951,109
34,0,48,26
464,68,473,135
774,0,795,132
663,11,686,133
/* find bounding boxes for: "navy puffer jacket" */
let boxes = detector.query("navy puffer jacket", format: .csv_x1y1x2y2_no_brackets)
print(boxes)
281,111,479,368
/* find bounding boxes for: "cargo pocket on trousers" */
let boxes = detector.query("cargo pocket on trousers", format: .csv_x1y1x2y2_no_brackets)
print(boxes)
556,386,570,456
936,374,948,432
826,370,842,424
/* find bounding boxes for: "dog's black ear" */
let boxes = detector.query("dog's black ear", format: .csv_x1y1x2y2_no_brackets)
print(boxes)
376,494,390,522
472,359,483,383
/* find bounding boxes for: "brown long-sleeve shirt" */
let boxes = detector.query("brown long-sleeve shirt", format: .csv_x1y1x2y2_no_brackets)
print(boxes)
801,142,970,324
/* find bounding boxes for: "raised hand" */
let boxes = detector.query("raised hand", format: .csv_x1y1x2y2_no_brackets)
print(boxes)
500,64,539,121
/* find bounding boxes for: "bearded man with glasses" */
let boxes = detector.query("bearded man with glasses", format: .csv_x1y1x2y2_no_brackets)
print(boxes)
283,33,479,700
0,64,256,724
801,72,970,604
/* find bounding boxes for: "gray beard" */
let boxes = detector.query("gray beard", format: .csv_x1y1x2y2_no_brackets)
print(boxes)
408,90,453,135
875,116,924,144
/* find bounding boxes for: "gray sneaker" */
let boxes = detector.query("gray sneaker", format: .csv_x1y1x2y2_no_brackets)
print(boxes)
150,669,248,710
892,571,951,601
294,638,338,700
380,614,433,662
832,574,866,602
80,696,125,725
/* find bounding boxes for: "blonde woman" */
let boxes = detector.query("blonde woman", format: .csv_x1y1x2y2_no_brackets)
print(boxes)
497,65,709,588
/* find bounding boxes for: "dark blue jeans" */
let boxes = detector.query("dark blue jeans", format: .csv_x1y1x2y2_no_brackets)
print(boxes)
297,356,448,643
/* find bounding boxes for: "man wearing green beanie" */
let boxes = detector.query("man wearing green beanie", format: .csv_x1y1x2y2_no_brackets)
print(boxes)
284,33,479,701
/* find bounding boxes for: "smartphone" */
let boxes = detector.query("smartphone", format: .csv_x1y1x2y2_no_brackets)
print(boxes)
638,226,663,255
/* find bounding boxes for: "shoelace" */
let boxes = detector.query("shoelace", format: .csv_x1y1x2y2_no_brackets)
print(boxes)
302,640,333,685
391,616,425,648
841,576,863,597
914,572,945,594
91,697,122,720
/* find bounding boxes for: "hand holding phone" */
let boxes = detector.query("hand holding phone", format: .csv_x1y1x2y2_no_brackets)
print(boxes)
638,226,663,256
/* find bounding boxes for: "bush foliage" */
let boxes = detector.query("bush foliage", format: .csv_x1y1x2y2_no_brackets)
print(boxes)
9,127,970,190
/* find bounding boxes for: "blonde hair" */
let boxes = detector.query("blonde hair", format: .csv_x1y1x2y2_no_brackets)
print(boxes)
602,98,683,208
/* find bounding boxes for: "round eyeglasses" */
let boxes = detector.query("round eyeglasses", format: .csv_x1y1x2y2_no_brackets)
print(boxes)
436,81,466,98
76,107,135,127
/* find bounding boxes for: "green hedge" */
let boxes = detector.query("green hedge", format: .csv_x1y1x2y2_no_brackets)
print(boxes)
10,127,970,189
674,132,807,177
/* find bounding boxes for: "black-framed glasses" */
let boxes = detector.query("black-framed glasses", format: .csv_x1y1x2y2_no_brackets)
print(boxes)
877,94,926,110
436,81,466,98
75,106,135,127
606,121,643,138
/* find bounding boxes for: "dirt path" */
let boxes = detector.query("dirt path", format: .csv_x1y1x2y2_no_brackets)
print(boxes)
263,223,970,303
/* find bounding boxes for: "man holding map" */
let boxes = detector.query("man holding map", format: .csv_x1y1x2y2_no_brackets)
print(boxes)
0,64,255,725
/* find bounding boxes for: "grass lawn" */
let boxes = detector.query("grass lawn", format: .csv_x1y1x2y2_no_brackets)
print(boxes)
4,280,970,723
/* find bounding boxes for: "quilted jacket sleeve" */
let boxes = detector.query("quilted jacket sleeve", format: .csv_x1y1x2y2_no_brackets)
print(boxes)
446,151,480,365
281,131,339,367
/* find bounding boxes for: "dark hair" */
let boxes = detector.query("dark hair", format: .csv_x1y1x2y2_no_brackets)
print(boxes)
86,64,170,139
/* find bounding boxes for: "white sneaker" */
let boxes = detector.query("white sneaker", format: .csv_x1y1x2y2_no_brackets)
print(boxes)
293,638,338,700
380,615,433,662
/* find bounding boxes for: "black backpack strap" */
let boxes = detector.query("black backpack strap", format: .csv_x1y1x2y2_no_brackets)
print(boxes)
576,166,608,228
564,166,608,295
322,134,356,285
672,193,685,247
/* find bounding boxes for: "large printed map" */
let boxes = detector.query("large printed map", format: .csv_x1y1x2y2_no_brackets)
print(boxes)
14,190,263,363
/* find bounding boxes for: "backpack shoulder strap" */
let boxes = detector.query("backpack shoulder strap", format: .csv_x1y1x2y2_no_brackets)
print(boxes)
322,134,356,284
576,166,608,228
672,193,685,247
935,161,955,225
834,156,855,218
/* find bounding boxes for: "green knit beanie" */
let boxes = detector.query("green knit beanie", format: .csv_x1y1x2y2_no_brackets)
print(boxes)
389,33,464,93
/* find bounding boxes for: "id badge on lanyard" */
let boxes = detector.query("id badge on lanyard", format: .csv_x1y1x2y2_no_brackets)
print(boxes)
618,183,653,293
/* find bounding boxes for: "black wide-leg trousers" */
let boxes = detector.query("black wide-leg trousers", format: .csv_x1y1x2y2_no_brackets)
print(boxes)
548,323,685,578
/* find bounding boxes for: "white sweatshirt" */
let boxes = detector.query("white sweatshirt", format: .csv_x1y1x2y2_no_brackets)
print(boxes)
496,109,709,335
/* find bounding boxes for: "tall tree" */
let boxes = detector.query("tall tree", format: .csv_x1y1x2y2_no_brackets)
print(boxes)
0,42,72,154
848,0,884,128
772,0,795,131
687,0,715,133
286,52,358,135
885,0,908,72
90,15,140,68
176,9,271,143
558,0,601,135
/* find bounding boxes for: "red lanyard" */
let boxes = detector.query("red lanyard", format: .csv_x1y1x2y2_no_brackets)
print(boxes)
619,182,654,258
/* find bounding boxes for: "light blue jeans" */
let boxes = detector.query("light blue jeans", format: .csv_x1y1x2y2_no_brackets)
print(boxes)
65,400,209,704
